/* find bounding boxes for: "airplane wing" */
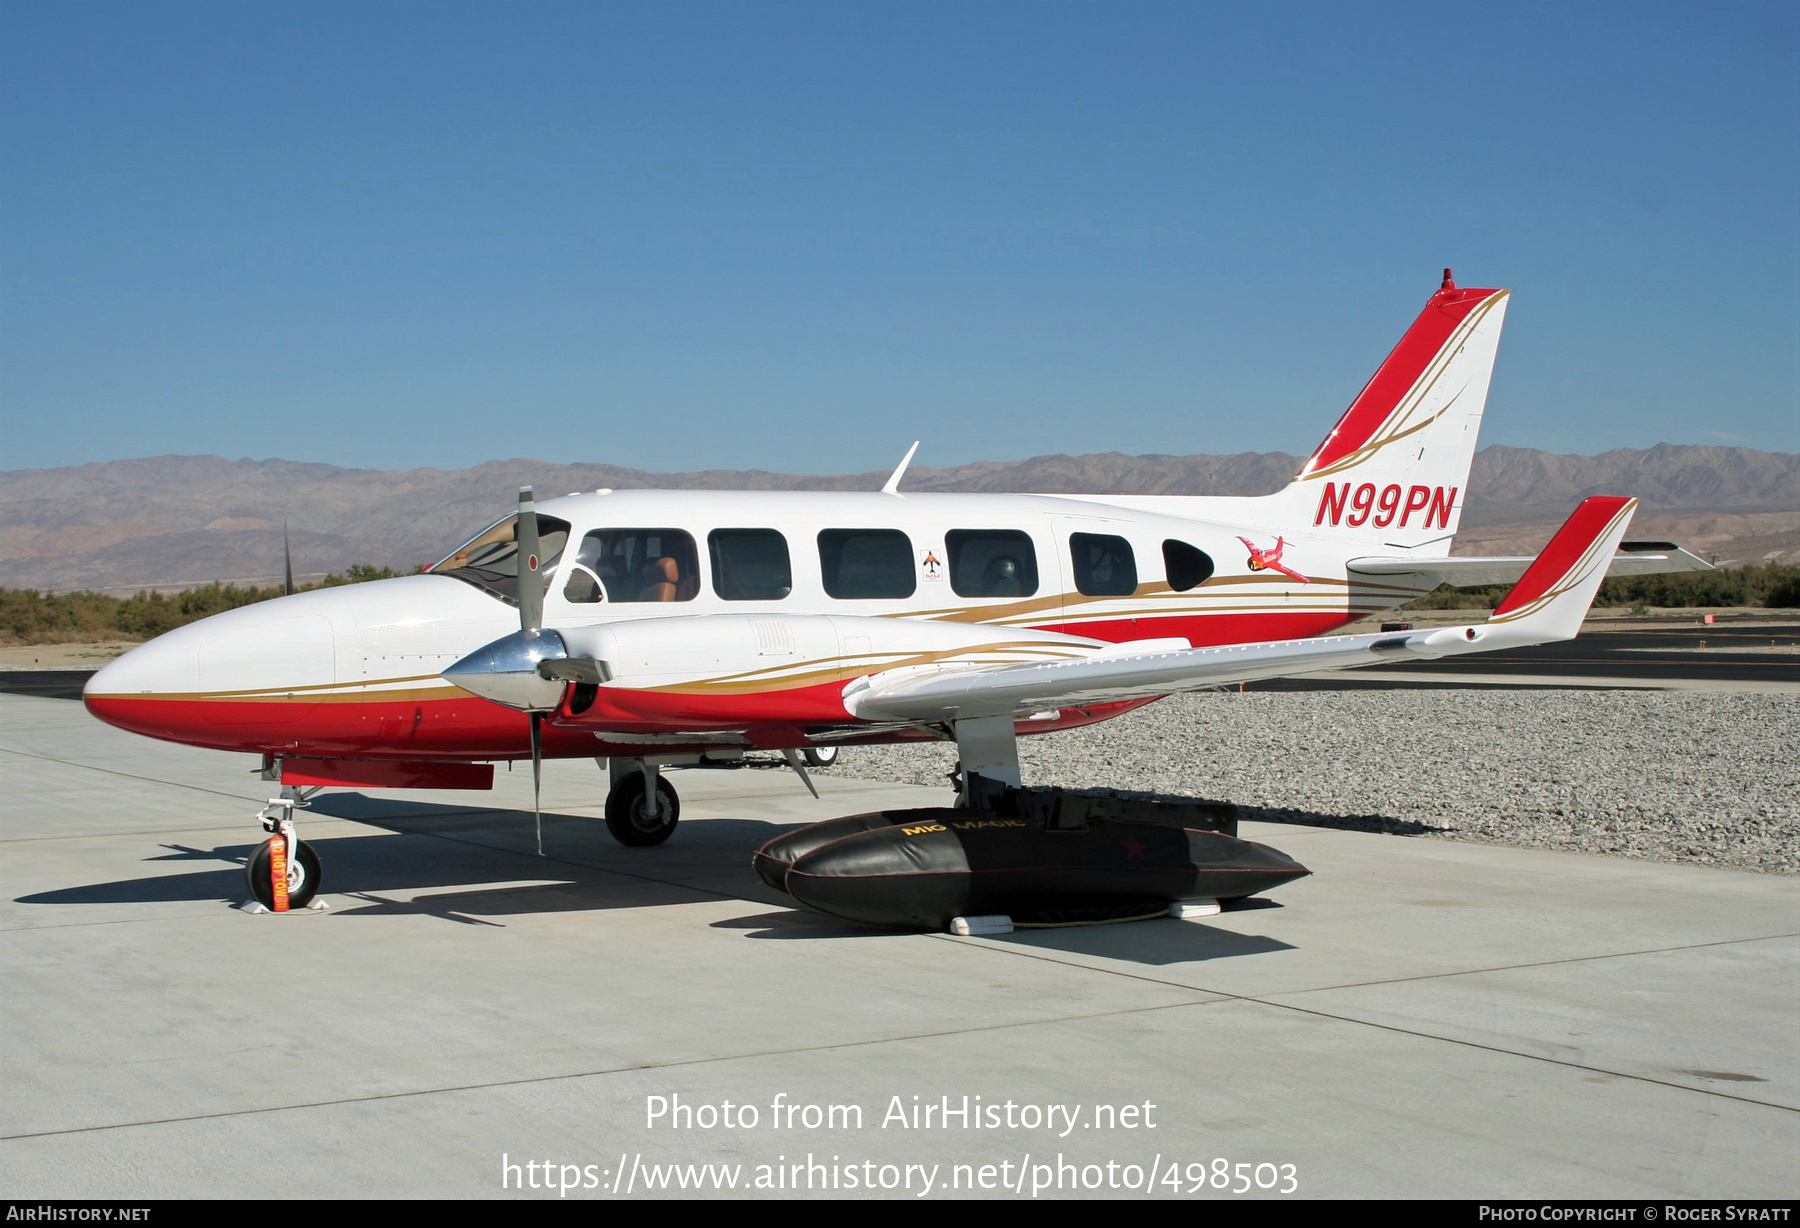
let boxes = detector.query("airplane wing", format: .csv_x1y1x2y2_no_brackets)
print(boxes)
846,496,1639,724
1347,541,1711,590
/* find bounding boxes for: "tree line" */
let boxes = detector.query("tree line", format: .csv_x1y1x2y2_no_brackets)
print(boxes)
1,566,407,644
1406,561,1800,611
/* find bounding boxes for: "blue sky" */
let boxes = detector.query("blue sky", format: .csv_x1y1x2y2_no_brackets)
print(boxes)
3,1,1795,474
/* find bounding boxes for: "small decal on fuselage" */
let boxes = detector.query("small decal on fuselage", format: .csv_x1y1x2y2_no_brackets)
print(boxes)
1236,536,1310,585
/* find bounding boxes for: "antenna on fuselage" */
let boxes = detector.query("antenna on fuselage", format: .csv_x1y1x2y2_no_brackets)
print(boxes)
881,441,920,495
283,521,294,596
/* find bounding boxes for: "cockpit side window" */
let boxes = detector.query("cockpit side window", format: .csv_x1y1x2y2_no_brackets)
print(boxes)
561,532,607,604
572,528,701,603
431,514,571,606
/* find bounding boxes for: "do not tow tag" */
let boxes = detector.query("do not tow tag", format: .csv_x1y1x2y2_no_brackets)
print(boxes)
270,836,290,913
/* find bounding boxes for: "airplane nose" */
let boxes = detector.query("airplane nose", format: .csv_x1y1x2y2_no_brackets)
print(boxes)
83,603,338,745
84,626,203,720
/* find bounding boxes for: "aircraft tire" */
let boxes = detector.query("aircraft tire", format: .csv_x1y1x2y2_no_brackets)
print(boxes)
245,836,322,910
801,746,839,768
605,773,680,847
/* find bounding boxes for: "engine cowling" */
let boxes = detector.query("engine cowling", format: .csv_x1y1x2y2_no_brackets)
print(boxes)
445,613,1107,732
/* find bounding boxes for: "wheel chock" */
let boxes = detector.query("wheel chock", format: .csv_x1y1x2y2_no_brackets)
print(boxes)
950,914,1013,936
238,898,329,915
1169,898,1222,919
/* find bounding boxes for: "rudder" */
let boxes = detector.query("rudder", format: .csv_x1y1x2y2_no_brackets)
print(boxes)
1278,270,1510,554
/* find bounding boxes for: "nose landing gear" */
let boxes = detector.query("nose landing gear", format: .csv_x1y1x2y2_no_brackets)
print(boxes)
244,793,325,912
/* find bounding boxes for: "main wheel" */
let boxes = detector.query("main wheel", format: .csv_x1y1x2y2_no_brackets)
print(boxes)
801,746,839,768
245,836,321,910
604,773,680,846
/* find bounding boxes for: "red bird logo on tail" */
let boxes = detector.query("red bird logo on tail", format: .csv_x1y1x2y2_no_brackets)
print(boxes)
1237,536,1310,584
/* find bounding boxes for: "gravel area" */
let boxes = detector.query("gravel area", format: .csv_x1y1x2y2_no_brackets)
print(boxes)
835,690,1800,875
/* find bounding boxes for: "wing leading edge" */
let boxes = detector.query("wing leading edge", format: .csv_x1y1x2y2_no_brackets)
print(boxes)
845,497,1639,723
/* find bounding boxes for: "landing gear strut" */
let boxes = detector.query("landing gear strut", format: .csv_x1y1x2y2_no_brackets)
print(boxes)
604,758,680,846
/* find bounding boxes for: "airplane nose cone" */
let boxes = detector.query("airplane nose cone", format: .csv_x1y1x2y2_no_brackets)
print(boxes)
443,629,569,712
82,602,337,744
83,627,204,728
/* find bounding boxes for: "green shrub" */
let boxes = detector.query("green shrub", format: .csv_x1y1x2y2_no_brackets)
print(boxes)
1,565,414,645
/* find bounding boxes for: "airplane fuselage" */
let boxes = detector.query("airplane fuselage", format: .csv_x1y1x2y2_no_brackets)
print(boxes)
82,488,1428,763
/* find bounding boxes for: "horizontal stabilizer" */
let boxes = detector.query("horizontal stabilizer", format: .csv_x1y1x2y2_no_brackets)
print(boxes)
1349,539,1710,590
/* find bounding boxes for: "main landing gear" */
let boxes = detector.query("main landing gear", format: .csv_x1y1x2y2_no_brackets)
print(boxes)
245,791,323,911
596,744,838,847
603,758,680,847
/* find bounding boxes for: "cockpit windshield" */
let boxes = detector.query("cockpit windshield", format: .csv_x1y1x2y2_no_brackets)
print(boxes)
430,514,571,606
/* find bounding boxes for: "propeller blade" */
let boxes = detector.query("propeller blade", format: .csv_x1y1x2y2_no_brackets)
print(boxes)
517,485,543,637
530,711,544,857
283,521,295,596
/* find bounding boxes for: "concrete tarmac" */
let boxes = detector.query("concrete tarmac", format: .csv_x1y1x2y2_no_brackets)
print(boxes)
1,692,1795,1199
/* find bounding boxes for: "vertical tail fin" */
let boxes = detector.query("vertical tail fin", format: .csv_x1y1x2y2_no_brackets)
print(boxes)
1276,270,1510,554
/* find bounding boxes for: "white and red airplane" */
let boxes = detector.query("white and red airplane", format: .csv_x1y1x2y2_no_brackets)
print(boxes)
83,271,1705,907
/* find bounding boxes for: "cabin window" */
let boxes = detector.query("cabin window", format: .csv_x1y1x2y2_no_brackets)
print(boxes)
709,529,792,601
947,530,1038,598
1162,539,1215,592
570,528,700,603
1070,533,1137,596
432,513,571,607
818,529,915,599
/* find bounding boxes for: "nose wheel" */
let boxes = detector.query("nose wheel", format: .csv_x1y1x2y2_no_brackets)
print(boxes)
604,764,680,846
246,835,322,910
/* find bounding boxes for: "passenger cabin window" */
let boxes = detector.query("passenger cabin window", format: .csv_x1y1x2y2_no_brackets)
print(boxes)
1070,533,1137,596
818,529,915,599
565,528,700,603
947,530,1038,598
432,514,571,607
709,529,792,601
1162,539,1215,592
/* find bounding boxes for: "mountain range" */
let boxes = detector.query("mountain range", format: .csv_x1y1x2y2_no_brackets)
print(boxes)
1,444,1793,593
